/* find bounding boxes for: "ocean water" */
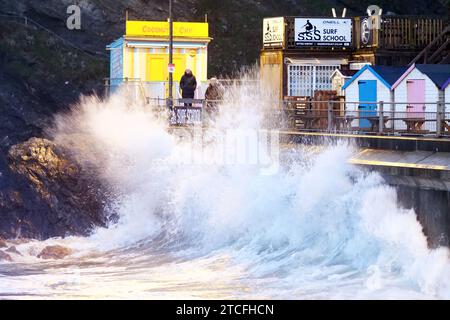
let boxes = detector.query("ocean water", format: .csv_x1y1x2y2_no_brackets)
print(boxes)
1,75,450,299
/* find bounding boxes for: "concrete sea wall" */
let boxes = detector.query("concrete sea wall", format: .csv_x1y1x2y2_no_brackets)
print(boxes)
281,131,450,248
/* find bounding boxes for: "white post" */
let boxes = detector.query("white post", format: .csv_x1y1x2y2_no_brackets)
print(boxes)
436,100,444,137
378,101,384,134
328,101,333,132
391,102,395,132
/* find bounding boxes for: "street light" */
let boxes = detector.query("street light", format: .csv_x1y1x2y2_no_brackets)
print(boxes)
168,0,174,110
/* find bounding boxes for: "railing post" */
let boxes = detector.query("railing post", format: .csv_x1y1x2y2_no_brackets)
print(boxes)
436,100,444,137
378,101,384,134
104,78,109,98
124,77,130,104
201,100,205,126
391,101,395,132
327,101,334,132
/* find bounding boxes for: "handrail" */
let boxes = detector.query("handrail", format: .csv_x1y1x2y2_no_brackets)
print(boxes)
109,96,450,136
136,80,148,105
409,24,450,65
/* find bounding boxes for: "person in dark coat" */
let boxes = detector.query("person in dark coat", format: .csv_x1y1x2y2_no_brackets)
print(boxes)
204,77,224,122
180,69,197,106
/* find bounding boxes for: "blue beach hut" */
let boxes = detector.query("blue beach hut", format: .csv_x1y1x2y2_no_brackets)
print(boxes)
342,65,407,128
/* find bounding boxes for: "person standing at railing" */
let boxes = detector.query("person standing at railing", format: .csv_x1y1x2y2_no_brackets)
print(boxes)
205,77,224,122
180,69,197,107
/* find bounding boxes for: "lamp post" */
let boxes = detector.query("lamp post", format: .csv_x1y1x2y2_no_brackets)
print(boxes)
168,0,174,110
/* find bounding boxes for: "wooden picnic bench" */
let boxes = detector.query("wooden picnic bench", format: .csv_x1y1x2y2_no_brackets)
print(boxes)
403,118,426,133
442,119,450,133
334,115,355,131
293,114,328,129
367,116,390,132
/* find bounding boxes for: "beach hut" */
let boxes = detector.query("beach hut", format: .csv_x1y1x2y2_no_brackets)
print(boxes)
392,64,450,116
443,77,450,104
342,65,406,128
330,69,357,97
442,78,450,134
107,20,211,100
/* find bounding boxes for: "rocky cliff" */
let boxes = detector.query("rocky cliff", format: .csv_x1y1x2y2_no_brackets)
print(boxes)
0,0,448,240
1,137,108,239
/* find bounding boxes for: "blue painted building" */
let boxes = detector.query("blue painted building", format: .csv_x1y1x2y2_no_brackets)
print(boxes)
342,65,407,128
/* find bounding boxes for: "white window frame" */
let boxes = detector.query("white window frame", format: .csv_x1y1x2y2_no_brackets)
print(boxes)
287,64,340,97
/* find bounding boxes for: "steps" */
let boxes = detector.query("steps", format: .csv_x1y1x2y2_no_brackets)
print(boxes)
410,25,450,65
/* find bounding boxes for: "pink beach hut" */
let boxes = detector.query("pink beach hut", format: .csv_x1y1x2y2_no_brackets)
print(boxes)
392,64,450,117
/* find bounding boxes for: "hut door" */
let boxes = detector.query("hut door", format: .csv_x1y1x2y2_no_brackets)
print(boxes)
146,54,168,81
407,80,425,118
358,80,377,128
173,55,187,83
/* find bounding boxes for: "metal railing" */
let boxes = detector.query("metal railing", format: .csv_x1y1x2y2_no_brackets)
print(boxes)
269,100,450,137
144,98,450,136
104,78,210,101
104,78,148,105
147,98,207,126
101,81,450,137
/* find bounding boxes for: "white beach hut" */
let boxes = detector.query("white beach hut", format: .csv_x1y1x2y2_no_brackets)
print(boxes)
442,77,450,105
391,64,450,114
391,64,450,131
342,65,406,128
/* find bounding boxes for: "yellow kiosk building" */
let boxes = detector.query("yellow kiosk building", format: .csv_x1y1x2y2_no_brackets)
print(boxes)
107,20,211,100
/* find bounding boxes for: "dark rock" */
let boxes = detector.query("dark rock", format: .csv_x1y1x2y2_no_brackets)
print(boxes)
0,250,13,262
0,138,108,239
37,245,73,260
0,239,7,248
5,246,22,256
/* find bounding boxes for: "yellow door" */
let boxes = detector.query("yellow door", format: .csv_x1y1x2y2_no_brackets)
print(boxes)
171,55,185,98
173,54,186,83
146,54,168,81
146,54,189,98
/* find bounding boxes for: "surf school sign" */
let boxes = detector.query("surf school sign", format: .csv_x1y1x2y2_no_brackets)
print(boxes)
263,17,285,47
294,18,352,47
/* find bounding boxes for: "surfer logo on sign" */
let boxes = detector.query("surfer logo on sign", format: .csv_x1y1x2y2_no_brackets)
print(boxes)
264,19,282,43
264,22,271,40
297,20,320,41
298,20,314,35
